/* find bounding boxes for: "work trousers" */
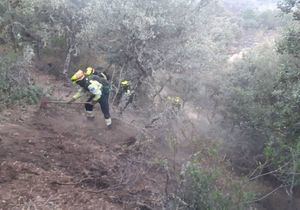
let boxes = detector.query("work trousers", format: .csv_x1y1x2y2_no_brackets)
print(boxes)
85,93,111,119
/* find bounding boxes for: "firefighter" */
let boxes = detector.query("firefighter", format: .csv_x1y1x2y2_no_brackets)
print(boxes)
113,79,134,112
68,69,112,128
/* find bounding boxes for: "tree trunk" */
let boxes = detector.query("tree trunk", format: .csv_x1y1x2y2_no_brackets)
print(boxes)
63,45,75,82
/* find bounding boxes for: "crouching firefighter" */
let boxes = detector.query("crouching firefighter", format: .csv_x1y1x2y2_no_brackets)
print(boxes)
68,69,112,128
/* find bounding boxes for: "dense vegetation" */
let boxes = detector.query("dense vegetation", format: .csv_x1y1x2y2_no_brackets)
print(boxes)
1,0,300,208
0,45,41,109
217,0,300,192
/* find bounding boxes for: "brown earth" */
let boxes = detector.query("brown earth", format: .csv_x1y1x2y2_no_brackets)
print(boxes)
0,71,167,210
2,58,298,210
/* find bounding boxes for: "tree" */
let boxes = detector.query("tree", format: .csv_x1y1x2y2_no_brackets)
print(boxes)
216,0,300,192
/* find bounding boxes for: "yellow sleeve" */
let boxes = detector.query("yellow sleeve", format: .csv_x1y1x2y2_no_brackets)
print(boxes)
92,94,101,101
72,88,83,100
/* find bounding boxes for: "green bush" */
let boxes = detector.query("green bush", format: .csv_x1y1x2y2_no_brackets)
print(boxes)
241,9,260,29
50,36,67,48
179,163,253,210
219,26,300,186
240,9,291,30
0,52,42,110
5,85,42,105
277,26,300,55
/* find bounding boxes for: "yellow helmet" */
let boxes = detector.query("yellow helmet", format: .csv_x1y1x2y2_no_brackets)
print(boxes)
71,70,85,83
121,80,129,86
85,67,95,76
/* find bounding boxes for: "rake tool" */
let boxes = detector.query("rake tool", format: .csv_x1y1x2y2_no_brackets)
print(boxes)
40,97,92,109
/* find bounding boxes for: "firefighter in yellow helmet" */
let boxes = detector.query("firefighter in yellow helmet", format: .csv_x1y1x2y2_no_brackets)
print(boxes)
120,80,131,96
115,79,135,114
113,79,133,108
85,66,110,81
68,69,112,128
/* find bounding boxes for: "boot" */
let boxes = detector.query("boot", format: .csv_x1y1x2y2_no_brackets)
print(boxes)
85,111,95,119
105,118,112,129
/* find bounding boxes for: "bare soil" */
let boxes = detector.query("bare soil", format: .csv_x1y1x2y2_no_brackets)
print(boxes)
0,71,166,210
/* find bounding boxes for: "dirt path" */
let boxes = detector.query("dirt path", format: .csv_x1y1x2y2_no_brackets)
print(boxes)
0,71,166,210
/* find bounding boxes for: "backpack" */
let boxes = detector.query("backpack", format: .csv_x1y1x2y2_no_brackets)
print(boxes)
90,75,111,94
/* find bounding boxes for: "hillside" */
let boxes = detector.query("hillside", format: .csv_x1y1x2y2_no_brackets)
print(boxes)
1,0,300,209
0,71,168,209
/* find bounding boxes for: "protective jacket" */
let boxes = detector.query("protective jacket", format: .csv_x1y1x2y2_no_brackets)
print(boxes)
91,75,110,94
72,77,103,102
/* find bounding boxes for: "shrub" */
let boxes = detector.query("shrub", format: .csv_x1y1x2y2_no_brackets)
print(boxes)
0,51,42,110
179,163,254,210
219,31,300,187
240,9,291,30
50,36,67,48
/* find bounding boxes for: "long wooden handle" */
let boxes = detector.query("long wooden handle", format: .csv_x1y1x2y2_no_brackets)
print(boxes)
45,101,91,104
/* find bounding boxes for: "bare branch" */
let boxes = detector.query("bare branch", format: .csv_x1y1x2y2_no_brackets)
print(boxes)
245,185,284,204
249,161,291,181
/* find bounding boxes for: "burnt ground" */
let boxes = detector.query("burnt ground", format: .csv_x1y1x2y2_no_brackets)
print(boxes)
0,70,168,209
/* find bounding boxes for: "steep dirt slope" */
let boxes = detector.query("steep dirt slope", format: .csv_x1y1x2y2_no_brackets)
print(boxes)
0,72,166,210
